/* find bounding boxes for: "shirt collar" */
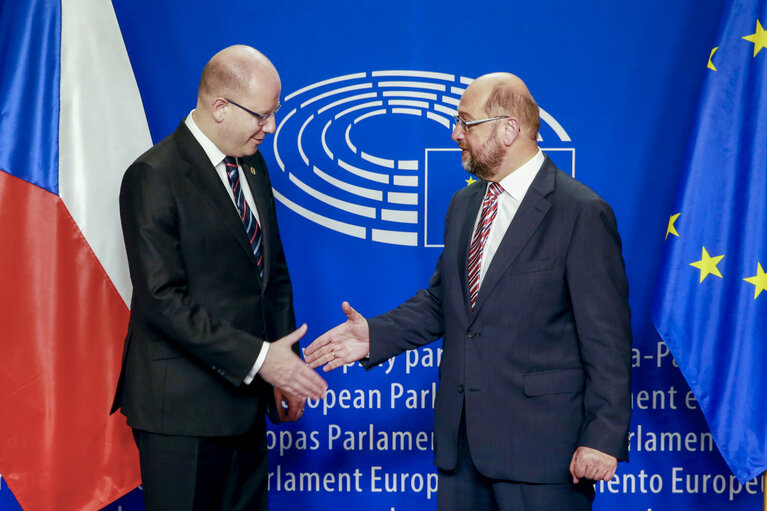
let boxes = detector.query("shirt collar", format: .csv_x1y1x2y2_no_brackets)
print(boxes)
497,148,544,202
185,110,227,168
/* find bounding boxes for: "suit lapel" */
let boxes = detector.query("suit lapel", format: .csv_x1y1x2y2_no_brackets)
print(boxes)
457,181,487,320
173,123,265,280
471,158,556,318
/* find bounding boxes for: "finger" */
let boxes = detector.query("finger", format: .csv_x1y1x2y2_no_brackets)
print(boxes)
341,301,361,321
288,396,306,421
306,339,342,368
323,354,347,372
303,334,330,356
295,365,328,398
282,372,313,401
307,356,331,370
273,388,288,418
304,341,334,364
571,453,588,483
322,353,346,372
286,394,307,407
285,404,300,422
569,456,579,484
308,350,334,370
278,324,308,348
597,460,616,481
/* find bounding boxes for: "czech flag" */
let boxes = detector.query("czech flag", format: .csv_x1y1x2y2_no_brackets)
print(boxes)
0,0,151,508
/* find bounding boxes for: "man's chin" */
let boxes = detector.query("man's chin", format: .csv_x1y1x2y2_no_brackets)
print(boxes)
461,154,493,180
244,140,263,155
465,164,492,181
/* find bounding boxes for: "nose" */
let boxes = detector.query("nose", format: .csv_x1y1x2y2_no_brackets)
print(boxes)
262,114,277,134
451,122,463,142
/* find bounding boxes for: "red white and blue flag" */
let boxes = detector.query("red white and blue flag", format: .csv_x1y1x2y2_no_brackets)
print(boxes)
0,0,151,509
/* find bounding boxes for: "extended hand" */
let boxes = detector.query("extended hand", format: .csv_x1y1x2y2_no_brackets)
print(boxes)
569,446,618,483
259,324,327,400
273,387,306,422
304,302,370,372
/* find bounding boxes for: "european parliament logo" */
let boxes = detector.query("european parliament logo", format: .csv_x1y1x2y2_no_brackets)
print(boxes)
271,70,574,247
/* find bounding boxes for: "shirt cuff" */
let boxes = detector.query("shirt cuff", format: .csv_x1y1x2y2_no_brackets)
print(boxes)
243,342,270,385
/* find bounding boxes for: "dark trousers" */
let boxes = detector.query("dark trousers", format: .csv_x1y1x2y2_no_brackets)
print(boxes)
437,412,594,511
133,422,268,511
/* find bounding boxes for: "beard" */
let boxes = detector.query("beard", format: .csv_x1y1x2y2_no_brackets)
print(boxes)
461,134,504,180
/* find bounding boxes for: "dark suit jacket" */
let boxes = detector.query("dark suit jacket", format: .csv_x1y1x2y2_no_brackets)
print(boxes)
365,156,632,483
111,120,295,436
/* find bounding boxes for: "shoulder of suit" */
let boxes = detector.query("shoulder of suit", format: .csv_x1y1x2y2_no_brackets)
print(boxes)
128,123,192,178
548,166,606,206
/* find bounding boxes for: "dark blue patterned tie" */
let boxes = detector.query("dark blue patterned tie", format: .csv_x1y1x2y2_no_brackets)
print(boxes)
224,157,264,277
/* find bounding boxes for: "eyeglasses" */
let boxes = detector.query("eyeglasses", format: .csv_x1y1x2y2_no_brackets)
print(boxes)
453,114,510,132
225,98,281,126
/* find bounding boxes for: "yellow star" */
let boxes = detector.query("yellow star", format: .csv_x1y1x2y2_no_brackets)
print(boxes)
666,213,681,240
465,176,478,186
742,19,767,57
708,47,718,71
744,262,767,299
690,247,725,283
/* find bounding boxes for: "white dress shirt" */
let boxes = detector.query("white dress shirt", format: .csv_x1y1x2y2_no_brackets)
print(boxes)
473,149,545,288
185,112,268,384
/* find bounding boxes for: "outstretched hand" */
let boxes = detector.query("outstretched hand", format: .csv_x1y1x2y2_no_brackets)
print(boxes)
304,302,370,372
259,324,327,400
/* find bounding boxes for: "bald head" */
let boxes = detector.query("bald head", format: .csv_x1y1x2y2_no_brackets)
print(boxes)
467,72,540,140
198,45,279,104
193,45,282,157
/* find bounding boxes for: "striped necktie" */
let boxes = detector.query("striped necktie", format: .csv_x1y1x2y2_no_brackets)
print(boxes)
224,157,264,278
467,182,503,310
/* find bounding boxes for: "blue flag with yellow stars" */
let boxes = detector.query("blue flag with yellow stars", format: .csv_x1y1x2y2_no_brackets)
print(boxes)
652,0,767,484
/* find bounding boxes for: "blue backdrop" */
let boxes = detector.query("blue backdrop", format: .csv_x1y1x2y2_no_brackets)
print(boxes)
2,0,763,509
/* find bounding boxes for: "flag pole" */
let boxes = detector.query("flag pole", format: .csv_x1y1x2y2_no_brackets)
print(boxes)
763,471,766,511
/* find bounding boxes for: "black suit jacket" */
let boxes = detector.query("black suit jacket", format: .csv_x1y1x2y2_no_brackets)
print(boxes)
111,120,295,436
366,156,632,483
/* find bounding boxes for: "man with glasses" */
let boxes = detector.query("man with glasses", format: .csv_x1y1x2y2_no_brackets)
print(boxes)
112,45,327,510
306,72,632,510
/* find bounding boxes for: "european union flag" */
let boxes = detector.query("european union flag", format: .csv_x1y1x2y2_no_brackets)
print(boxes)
652,0,767,483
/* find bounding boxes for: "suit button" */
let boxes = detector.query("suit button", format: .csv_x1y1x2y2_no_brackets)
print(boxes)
457,385,464,393
467,330,479,339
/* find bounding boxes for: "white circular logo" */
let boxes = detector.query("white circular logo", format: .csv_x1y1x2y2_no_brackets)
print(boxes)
272,70,574,247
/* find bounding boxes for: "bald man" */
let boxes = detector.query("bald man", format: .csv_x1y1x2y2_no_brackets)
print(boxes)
112,45,327,510
305,73,632,510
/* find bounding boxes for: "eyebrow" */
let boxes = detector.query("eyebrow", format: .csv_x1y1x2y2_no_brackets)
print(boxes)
457,110,477,121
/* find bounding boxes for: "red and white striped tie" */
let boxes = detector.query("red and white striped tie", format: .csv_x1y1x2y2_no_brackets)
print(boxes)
467,182,503,311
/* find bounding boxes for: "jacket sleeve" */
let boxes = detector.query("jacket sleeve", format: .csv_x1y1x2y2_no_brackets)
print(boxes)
565,197,633,461
363,192,459,367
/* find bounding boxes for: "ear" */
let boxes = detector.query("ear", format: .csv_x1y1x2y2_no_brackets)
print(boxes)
211,98,229,123
502,118,520,146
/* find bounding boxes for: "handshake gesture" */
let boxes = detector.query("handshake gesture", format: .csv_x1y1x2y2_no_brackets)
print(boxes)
259,302,369,421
